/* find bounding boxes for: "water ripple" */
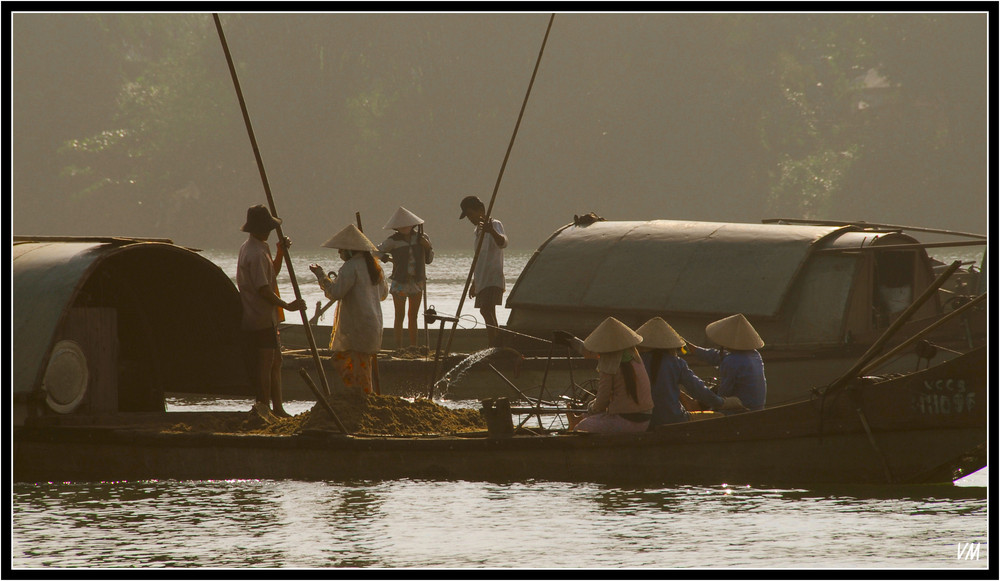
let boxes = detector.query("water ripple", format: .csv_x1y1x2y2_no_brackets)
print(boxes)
13,477,989,569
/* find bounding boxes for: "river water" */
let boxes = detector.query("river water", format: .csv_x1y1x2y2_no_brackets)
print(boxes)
10,450,990,569
11,247,989,570
199,247,534,330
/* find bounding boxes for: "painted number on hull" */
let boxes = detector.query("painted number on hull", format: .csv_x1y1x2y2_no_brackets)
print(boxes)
914,379,975,415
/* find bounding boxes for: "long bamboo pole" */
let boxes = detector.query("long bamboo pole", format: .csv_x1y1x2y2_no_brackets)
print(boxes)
814,240,987,254
760,218,988,240
824,260,962,395
859,292,985,375
213,14,347,433
435,13,556,383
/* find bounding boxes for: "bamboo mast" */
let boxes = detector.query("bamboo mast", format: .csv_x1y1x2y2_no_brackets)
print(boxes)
431,14,556,394
213,14,347,433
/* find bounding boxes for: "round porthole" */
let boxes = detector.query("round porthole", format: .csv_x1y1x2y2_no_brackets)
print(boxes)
42,340,89,414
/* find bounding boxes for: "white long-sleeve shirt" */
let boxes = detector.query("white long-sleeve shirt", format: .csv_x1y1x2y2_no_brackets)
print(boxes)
319,255,389,353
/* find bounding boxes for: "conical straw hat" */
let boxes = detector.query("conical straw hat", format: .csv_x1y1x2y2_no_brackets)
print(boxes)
321,224,379,252
635,317,685,349
705,313,764,350
583,317,642,353
383,206,424,230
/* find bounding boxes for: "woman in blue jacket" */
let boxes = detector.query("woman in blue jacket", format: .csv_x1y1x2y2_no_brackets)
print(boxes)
684,313,767,411
636,317,742,427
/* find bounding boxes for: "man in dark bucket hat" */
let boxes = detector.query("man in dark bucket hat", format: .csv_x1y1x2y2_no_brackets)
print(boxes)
236,204,305,418
241,204,282,233
458,195,508,347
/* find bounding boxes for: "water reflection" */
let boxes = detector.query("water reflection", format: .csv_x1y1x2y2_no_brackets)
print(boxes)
12,476,989,568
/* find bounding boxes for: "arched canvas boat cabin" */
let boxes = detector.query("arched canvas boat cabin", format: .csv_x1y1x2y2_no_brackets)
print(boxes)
12,237,248,425
505,220,983,398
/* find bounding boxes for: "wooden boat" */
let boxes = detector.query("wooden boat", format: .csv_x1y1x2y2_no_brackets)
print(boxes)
16,20,984,487
502,218,987,407
276,218,986,403
12,236,249,425
13,346,986,486
10,236,987,486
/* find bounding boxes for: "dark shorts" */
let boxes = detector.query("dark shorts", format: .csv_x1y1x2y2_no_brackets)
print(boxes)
474,286,504,309
243,326,279,349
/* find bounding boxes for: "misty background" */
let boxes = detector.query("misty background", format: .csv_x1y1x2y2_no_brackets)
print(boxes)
11,12,989,252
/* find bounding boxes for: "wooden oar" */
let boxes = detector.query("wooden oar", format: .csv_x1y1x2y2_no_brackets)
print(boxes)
859,292,985,375
309,299,336,326
298,368,348,433
824,260,963,395
213,14,342,417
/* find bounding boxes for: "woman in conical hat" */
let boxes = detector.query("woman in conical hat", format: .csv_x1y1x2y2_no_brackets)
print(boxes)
635,317,744,427
684,313,766,411
374,206,434,351
309,224,389,394
553,317,653,434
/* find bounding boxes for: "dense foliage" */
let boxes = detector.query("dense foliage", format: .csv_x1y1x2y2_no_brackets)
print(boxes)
12,13,987,249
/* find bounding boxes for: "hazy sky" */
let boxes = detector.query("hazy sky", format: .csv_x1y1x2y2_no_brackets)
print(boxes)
11,12,990,252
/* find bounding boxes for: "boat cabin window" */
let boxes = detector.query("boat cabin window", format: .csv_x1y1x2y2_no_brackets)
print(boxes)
873,250,916,323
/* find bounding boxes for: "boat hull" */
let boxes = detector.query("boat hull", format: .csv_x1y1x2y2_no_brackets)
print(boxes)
13,424,984,487
15,347,986,487
273,324,980,405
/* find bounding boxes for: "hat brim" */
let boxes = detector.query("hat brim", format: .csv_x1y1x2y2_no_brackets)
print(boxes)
459,196,484,219
583,317,642,353
241,215,281,233
635,318,685,349
705,314,764,350
321,224,379,252
383,207,425,230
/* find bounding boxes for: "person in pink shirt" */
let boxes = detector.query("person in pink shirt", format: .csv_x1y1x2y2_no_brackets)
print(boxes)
555,317,654,433
236,205,306,417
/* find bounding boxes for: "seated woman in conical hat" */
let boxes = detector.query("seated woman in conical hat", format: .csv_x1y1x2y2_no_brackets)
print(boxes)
635,317,745,427
683,313,766,411
309,224,389,394
553,317,654,433
374,206,434,351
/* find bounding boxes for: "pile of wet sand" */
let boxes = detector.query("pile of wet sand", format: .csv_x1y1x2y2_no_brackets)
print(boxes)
164,390,486,437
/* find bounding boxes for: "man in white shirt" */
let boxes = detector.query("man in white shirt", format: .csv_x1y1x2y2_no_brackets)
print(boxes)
459,195,508,347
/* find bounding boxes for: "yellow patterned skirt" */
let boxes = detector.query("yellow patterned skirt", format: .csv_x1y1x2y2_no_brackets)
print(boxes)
331,350,375,394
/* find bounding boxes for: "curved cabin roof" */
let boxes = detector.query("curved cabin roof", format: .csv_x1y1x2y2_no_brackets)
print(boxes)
505,220,936,347
507,220,849,318
12,238,245,398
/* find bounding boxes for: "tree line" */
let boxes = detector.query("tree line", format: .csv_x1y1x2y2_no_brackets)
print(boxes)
12,13,987,249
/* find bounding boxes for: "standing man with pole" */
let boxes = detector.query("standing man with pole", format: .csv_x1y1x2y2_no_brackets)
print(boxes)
237,204,306,417
459,195,508,347
214,13,348,433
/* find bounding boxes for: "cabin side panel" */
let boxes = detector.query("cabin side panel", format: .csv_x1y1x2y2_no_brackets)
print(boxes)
781,255,859,347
